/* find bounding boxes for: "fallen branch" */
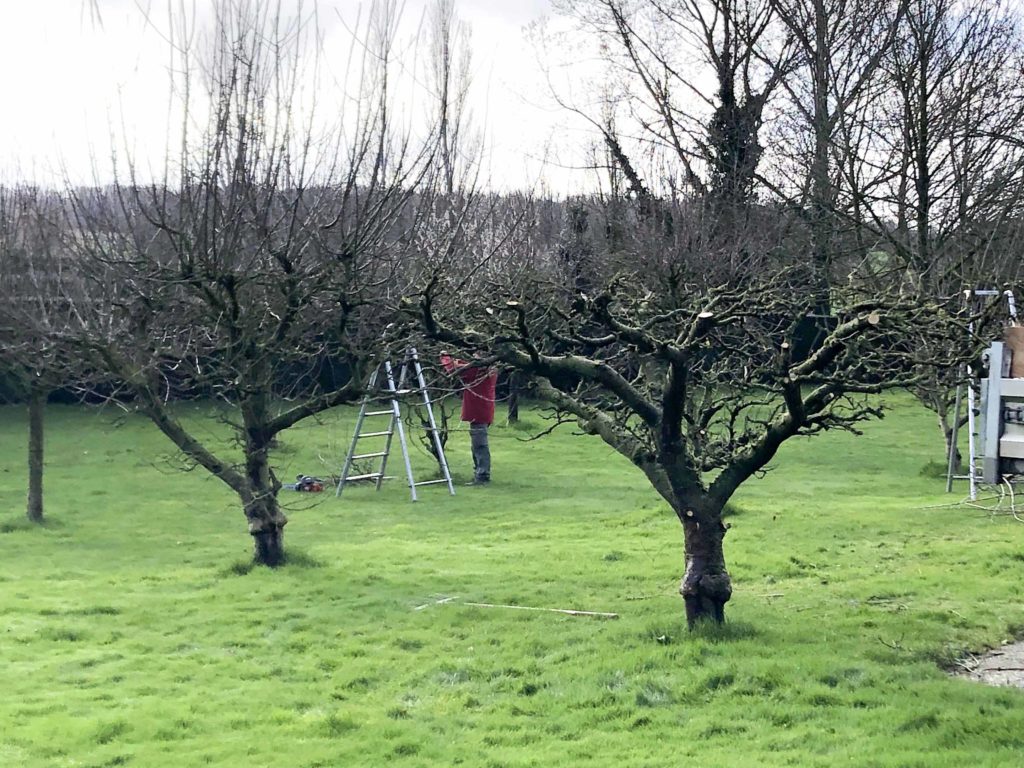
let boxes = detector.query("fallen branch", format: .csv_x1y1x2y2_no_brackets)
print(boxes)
461,602,619,619
413,596,458,611
878,635,905,650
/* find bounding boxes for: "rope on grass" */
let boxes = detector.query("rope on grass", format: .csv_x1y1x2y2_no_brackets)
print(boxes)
1002,477,1023,524
922,480,1024,523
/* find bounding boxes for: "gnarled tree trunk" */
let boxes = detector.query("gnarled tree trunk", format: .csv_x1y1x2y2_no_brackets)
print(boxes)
246,494,287,567
242,455,287,566
241,390,288,566
678,506,732,627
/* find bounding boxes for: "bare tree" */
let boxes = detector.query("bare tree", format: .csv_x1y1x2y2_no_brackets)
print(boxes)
551,0,792,209
407,0,985,628
417,215,968,625
52,0,434,565
894,0,1024,464
767,0,908,281
831,0,1024,463
845,0,1024,281
426,0,475,196
0,186,72,525
0,185,44,523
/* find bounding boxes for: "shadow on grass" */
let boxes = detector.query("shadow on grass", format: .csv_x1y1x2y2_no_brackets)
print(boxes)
0,517,64,534
218,547,327,577
919,459,949,479
504,417,543,433
689,619,759,643
722,502,749,518
641,619,759,646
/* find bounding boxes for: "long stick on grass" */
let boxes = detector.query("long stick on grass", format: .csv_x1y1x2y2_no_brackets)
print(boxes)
461,602,619,619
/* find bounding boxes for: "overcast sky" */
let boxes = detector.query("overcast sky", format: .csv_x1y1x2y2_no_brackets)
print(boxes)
0,0,594,192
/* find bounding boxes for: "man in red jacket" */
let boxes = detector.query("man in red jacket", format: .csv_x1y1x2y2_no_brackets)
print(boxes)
440,352,497,485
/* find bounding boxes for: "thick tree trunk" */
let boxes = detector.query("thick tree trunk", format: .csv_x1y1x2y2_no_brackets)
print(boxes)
246,495,287,567
240,390,288,566
27,385,45,524
679,510,732,628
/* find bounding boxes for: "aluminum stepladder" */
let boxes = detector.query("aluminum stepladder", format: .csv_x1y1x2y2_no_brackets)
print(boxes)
336,348,456,501
946,289,1017,500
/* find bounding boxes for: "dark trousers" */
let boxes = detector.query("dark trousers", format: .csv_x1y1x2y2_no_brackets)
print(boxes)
469,422,490,481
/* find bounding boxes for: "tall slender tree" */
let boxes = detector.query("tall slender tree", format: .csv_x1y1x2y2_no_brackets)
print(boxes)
0,185,69,525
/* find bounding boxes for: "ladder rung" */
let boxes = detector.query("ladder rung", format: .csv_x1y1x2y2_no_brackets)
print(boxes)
365,410,394,416
343,472,383,482
358,431,392,438
413,479,451,487
352,451,387,460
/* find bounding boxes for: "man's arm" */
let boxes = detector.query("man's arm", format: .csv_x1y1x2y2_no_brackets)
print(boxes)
440,352,492,385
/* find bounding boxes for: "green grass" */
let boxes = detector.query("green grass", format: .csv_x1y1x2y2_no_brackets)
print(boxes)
1,398,1023,767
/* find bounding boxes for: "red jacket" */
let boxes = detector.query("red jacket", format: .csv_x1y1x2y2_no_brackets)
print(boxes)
441,354,497,425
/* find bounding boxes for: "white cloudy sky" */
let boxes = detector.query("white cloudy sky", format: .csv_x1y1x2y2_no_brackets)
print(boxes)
0,0,598,192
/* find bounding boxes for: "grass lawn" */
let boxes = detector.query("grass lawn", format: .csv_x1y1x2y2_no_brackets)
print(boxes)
1,397,1023,767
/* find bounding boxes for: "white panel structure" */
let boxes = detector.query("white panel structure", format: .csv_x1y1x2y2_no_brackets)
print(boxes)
980,341,1024,484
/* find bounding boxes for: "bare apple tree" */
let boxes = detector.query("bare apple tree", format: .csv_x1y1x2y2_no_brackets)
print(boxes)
418,240,968,625
55,0,435,565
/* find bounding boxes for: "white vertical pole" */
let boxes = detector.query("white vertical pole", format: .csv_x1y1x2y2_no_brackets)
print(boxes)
967,373,978,502
385,360,418,502
966,290,979,501
410,347,456,495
